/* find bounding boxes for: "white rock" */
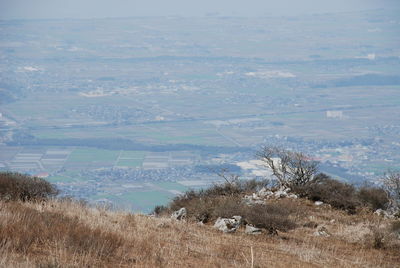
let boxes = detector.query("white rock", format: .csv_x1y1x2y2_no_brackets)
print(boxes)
274,190,288,198
288,194,298,199
171,207,187,220
258,188,274,198
245,225,262,235
374,208,399,219
313,226,330,237
374,209,384,216
232,216,243,224
314,201,324,206
243,195,266,205
214,216,242,233
273,186,291,198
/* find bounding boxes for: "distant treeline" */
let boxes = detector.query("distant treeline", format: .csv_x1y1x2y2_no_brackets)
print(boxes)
7,135,249,155
41,55,400,66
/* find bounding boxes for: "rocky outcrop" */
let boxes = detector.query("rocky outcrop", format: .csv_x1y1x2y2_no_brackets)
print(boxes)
313,226,330,237
374,208,399,219
243,187,298,205
243,194,267,205
214,216,242,233
171,207,187,220
314,201,324,206
245,224,262,235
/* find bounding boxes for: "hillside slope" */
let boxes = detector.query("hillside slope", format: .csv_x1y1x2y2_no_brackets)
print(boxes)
1,197,399,268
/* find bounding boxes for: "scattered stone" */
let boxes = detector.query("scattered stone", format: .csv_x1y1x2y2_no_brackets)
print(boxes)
314,201,324,206
214,216,242,233
245,224,262,235
171,207,187,220
274,187,290,198
258,188,274,198
374,208,398,219
330,219,336,223
313,226,330,237
244,186,297,205
243,195,266,205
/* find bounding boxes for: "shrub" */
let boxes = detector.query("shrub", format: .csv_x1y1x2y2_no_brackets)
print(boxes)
293,174,359,213
211,196,244,219
209,197,296,233
382,171,400,210
241,203,297,233
390,221,400,234
153,205,168,216
163,178,268,215
0,172,58,201
357,186,389,210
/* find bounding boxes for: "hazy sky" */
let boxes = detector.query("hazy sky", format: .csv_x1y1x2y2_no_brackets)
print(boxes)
0,0,399,19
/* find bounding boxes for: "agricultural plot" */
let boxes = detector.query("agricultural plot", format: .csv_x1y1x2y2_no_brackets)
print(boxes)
67,148,120,162
116,159,143,168
115,150,146,168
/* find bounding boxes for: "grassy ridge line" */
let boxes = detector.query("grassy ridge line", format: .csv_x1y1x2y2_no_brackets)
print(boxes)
0,172,399,267
1,198,399,268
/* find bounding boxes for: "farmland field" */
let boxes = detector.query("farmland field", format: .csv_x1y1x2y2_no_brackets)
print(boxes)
67,148,120,162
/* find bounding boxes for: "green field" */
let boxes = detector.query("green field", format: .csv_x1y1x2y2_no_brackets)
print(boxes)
119,151,146,159
67,148,120,162
116,159,143,168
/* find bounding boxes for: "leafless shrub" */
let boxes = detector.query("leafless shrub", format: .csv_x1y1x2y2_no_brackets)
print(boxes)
0,172,58,202
242,203,297,233
293,174,359,213
382,171,400,211
211,196,243,219
256,146,319,188
159,177,268,216
357,185,389,211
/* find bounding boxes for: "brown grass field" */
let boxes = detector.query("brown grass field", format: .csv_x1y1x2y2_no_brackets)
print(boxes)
0,197,399,268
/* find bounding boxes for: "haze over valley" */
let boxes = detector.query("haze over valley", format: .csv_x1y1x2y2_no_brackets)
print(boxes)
1,8,399,212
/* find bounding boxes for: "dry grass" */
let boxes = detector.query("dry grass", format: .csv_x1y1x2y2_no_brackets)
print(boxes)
0,198,399,268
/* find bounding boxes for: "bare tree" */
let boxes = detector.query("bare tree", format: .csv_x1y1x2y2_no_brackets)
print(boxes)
256,146,319,188
382,171,400,210
215,168,240,186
